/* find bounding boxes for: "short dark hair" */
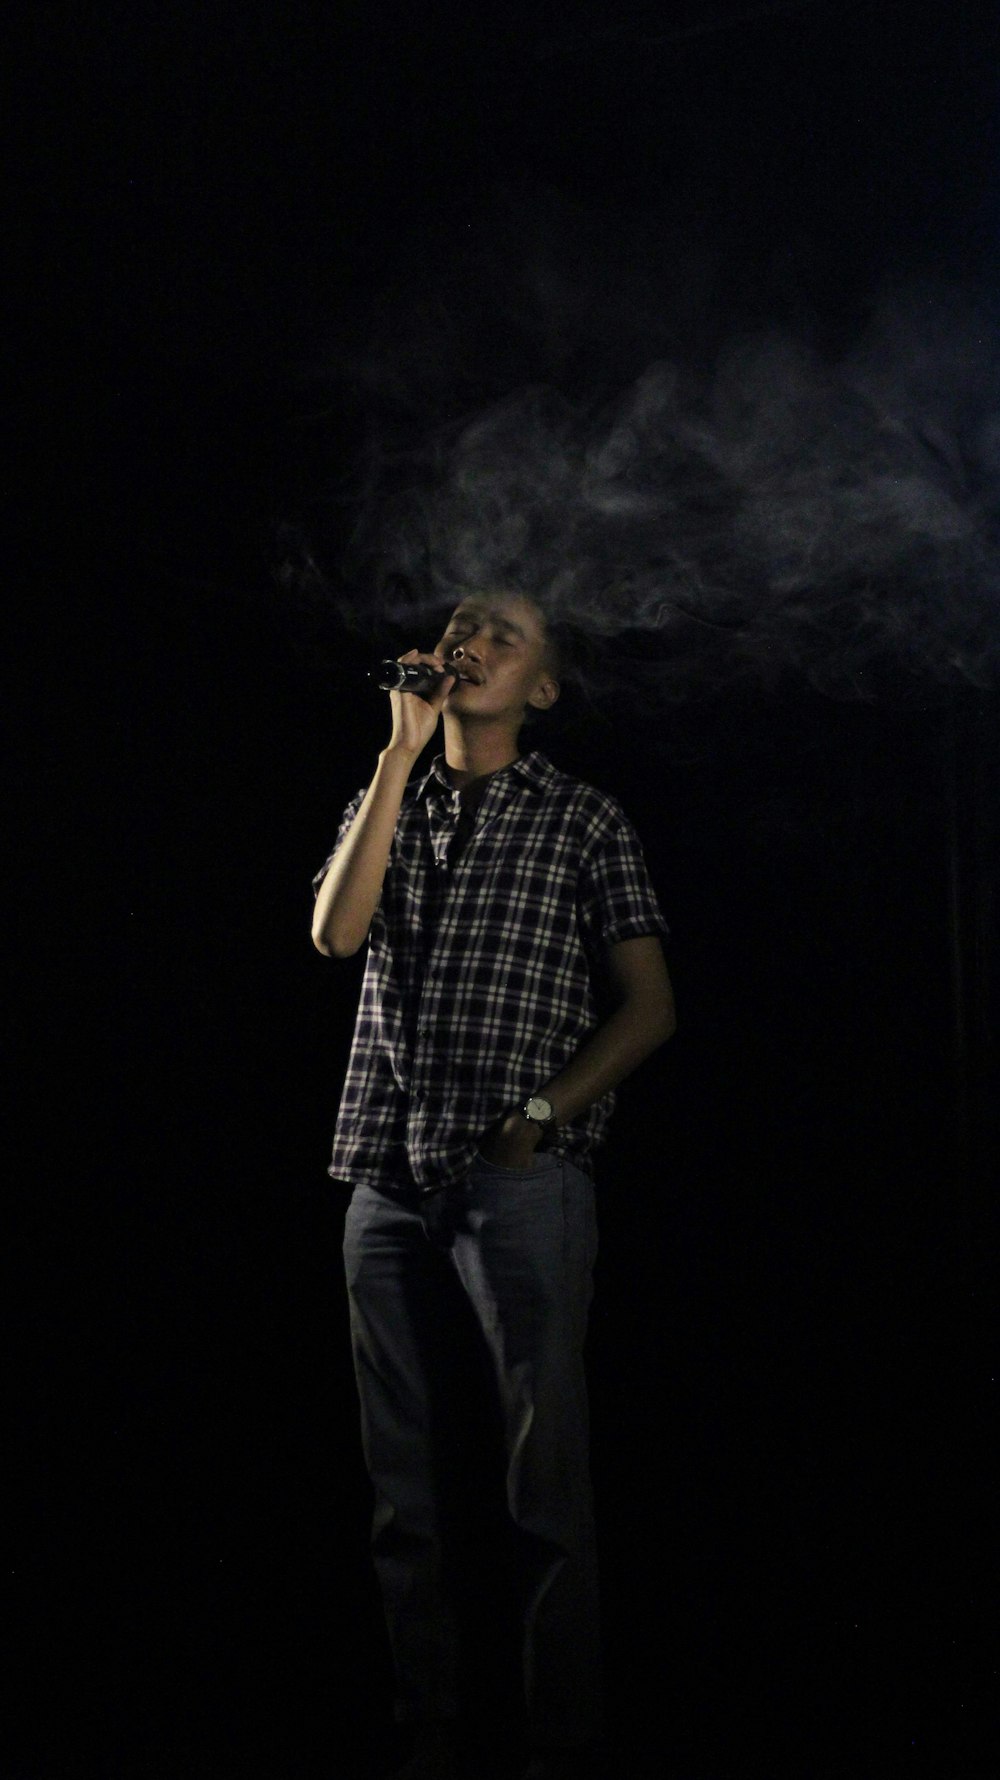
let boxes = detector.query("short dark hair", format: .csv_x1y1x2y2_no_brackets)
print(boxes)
519,611,587,730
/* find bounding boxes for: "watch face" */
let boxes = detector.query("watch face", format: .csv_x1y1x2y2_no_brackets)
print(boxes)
526,1096,553,1121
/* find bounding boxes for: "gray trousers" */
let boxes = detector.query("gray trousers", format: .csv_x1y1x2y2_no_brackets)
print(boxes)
342,1150,604,1751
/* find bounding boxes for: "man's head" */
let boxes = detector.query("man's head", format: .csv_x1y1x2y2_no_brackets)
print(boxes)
433,592,561,734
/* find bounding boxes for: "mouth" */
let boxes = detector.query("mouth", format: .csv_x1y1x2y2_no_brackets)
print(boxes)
451,671,483,685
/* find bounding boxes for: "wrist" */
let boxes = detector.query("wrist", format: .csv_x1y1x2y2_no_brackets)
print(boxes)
379,743,421,770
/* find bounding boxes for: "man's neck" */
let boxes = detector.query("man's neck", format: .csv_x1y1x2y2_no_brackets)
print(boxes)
442,719,522,796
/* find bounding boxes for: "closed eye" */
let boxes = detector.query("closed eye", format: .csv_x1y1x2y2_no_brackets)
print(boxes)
442,626,516,647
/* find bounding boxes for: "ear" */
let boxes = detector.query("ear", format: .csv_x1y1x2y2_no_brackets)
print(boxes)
527,673,560,711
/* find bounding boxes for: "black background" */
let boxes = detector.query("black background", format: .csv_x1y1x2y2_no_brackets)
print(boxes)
9,5,997,1776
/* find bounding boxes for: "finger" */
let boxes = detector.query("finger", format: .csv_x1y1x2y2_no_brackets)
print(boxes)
426,670,457,711
398,649,448,666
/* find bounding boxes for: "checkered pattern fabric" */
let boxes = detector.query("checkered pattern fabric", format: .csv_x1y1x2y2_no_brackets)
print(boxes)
312,749,669,1192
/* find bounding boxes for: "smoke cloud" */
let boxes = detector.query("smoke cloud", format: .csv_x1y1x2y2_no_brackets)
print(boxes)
282,191,1000,709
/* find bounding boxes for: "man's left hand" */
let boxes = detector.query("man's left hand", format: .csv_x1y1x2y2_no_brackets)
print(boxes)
477,1110,544,1169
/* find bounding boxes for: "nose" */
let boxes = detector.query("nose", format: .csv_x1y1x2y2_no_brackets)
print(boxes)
448,634,484,665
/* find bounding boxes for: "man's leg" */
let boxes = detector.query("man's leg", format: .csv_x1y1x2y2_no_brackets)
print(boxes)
448,1155,604,1755
343,1183,466,1731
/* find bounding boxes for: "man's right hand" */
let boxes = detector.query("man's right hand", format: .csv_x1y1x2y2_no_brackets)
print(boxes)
386,650,457,757
313,649,455,957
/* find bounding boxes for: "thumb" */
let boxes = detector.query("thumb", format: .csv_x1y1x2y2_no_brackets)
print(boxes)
426,663,458,712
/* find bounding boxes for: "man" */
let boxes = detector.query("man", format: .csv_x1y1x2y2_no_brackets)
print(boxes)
311,592,675,1779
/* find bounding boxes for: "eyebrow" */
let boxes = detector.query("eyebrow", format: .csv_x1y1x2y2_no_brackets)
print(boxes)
449,606,528,641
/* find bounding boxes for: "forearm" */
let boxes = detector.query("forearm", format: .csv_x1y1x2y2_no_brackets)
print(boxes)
311,746,416,957
481,996,674,1167
543,998,675,1127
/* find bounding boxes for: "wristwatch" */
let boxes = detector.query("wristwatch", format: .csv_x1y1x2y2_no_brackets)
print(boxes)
521,1094,558,1132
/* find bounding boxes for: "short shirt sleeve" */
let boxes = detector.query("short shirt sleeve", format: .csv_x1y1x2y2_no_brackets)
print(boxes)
577,805,670,955
311,787,366,900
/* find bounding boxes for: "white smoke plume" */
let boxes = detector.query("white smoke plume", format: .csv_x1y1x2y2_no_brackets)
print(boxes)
281,190,1000,709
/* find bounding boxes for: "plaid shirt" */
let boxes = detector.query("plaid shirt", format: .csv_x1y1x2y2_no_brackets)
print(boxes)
312,749,669,1192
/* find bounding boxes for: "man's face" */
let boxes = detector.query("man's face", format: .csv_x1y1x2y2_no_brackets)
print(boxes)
433,593,559,724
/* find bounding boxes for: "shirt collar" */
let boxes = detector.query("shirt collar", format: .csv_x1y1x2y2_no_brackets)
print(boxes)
416,750,557,803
